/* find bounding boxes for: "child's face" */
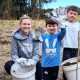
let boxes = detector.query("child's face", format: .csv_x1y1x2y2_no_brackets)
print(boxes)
19,19,31,36
67,10,78,23
45,24,58,35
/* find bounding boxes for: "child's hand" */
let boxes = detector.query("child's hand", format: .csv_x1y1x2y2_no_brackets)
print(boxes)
51,6,67,28
33,26,45,42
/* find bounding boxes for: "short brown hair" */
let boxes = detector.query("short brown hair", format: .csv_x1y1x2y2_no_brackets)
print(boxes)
20,15,32,24
67,6,79,14
46,17,58,26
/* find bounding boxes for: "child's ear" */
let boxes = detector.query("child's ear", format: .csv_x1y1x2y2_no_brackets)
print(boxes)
57,26,58,29
67,12,68,16
45,25,47,28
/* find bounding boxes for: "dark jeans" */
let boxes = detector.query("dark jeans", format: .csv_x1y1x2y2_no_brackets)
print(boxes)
62,48,78,80
4,60,42,80
42,66,59,80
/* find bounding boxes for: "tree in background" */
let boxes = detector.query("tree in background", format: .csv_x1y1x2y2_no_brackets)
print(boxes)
1,0,80,20
10,0,28,19
0,0,8,19
0,0,57,19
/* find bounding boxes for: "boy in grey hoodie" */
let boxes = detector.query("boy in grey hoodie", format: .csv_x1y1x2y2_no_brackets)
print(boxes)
4,15,42,80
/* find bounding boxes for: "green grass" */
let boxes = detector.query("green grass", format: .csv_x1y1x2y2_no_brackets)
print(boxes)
75,15,80,22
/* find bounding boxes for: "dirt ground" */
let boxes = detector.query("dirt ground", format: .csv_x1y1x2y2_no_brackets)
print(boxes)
0,20,63,80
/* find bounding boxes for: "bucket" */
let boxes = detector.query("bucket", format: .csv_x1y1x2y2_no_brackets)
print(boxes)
11,63,36,80
61,57,80,80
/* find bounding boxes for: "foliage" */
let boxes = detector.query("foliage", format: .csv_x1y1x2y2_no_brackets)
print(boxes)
0,0,80,20
0,0,6,19
0,0,57,19
75,15,80,22
10,0,28,19
44,8,54,13
43,0,57,3
1,0,7,9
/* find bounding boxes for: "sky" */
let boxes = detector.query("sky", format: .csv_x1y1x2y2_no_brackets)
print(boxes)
43,0,80,9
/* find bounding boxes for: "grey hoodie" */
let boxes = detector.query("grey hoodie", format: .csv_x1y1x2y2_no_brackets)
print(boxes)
11,28,40,64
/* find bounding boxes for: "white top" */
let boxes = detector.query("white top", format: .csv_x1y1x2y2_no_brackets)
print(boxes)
63,21,80,48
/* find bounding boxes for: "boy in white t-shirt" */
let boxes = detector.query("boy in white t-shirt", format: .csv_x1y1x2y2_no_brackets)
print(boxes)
62,6,80,80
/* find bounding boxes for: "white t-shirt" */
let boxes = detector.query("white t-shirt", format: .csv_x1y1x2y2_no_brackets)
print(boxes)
63,21,80,48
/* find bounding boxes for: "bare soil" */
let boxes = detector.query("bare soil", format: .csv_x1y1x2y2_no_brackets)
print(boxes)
63,62,77,66
0,20,63,80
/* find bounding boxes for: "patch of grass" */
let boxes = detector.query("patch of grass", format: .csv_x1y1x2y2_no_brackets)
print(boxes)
75,15,80,22
0,19,46,29
0,38,5,41
32,19,45,28
0,20,19,28
0,38,10,44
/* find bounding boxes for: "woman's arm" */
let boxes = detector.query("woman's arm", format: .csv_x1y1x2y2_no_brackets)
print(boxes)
32,42,40,64
11,36,19,62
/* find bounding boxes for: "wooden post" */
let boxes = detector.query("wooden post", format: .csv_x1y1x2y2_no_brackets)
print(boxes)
76,31,80,80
